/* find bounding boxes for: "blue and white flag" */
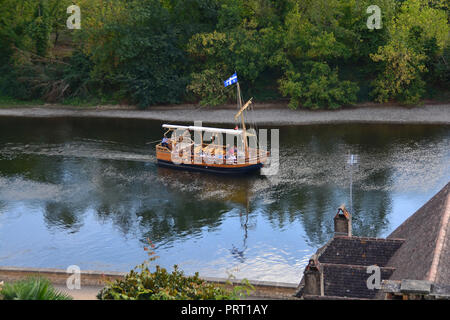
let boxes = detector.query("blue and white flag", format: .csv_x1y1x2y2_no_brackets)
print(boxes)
224,73,238,87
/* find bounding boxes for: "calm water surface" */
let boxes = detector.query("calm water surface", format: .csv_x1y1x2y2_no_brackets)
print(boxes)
0,117,449,283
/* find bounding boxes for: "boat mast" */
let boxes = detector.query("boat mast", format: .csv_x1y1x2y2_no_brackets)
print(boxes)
236,82,248,159
237,81,242,109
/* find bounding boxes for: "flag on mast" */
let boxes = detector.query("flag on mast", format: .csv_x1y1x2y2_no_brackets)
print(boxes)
224,73,238,87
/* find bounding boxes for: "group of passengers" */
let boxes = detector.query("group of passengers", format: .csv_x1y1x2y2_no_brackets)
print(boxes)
161,135,240,163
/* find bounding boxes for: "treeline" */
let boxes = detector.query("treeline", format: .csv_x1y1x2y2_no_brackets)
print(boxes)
0,0,448,109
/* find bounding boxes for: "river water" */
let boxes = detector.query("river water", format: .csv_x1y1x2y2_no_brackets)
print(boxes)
0,117,448,283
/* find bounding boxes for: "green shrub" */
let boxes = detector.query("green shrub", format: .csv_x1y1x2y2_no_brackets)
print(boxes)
429,44,450,88
187,68,235,106
280,62,359,109
0,277,72,300
370,41,427,105
83,0,189,108
98,239,254,300
97,264,254,300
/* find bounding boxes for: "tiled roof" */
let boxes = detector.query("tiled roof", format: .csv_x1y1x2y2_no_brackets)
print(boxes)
296,236,403,299
322,264,395,299
318,237,404,267
387,182,450,285
297,182,449,299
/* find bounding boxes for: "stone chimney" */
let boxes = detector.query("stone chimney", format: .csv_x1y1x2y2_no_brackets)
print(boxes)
302,255,323,296
334,205,352,237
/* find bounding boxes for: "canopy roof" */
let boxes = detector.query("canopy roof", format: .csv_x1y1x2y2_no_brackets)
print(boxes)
162,124,244,136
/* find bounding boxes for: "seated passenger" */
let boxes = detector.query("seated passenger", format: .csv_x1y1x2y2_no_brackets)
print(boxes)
227,144,234,157
226,145,236,163
161,137,170,149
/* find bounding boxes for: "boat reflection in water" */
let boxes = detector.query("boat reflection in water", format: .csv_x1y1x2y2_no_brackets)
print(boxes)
156,166,254,264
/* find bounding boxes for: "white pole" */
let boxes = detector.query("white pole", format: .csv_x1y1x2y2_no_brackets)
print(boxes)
348,154,357,214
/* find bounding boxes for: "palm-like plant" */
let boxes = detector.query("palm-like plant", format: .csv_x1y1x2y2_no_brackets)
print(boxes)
0,277,72,300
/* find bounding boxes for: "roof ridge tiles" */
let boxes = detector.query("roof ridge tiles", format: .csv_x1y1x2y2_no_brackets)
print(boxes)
319,262,397,271
333,236,405,243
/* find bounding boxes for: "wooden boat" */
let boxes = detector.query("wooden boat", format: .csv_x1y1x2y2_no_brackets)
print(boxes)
156,80,269,174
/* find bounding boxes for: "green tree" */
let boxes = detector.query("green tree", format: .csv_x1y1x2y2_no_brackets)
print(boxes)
0,0,37,62
280,61,359,109
1,0,448,107
74,0,189,107
31,0,51,57
47,0,73,47
187,0,287,105
370,41,427,104
370,0,449,104
279,0,360,108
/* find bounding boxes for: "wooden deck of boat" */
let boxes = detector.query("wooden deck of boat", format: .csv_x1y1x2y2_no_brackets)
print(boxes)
156,143,267,174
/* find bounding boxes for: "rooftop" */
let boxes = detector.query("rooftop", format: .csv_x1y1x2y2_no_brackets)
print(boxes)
318,236,404,267
386,182,450,285
297,236,403,299
296,182,450,300
320,264,395,299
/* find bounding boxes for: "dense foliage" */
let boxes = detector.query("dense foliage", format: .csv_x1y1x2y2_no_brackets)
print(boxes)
0,277,72,300
97,264,252,300
0,0,448,108
97,239,254,300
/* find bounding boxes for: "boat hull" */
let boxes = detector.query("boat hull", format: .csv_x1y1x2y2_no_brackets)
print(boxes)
157,159,263,174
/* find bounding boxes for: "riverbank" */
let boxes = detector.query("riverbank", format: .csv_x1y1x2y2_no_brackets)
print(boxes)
0,103,449,125
0,266,298,300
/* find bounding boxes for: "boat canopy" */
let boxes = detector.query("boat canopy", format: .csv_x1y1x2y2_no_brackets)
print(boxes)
162,124,190,130
162,124,244,136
